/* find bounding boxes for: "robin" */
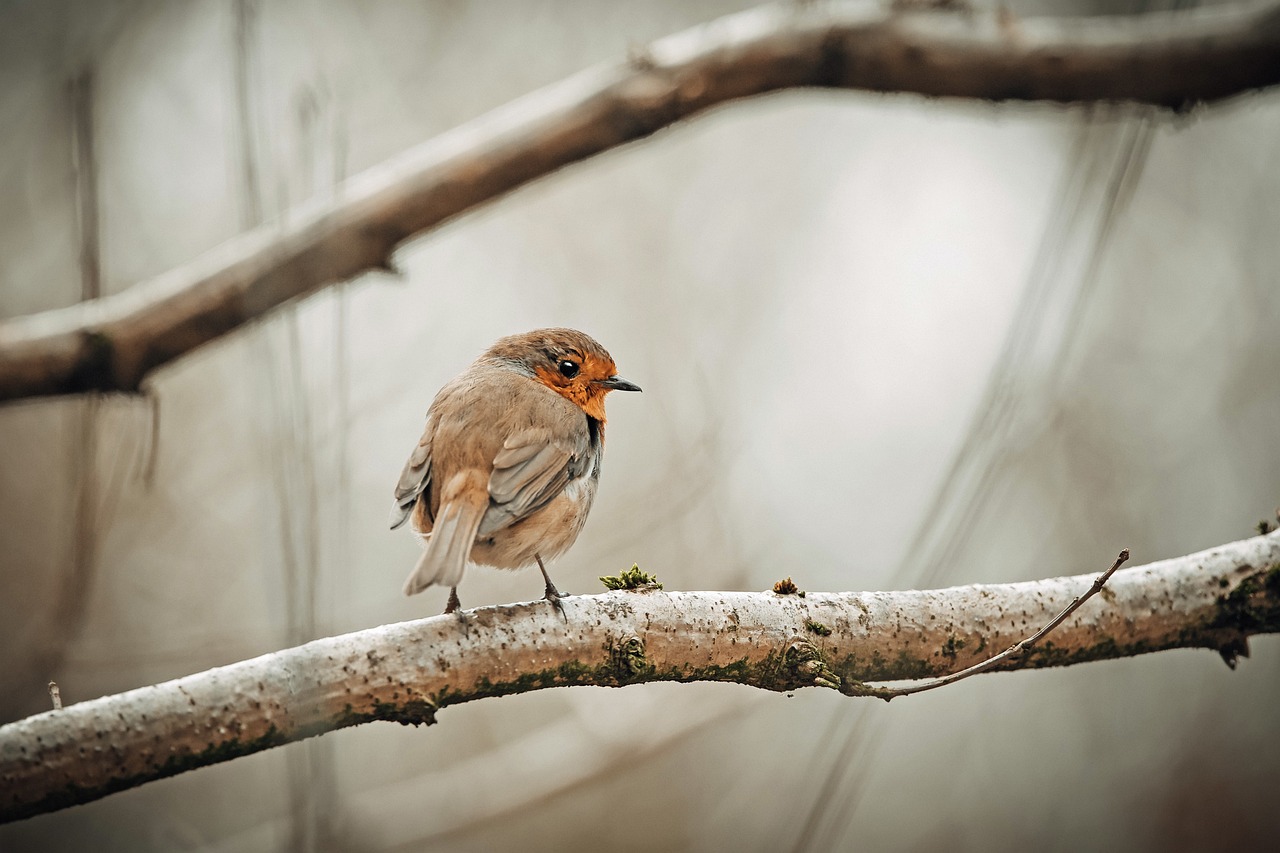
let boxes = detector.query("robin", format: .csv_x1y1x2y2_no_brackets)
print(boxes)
390,328,641,615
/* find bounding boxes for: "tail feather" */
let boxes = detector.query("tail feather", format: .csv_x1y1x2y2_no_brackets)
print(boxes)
402,495,486,596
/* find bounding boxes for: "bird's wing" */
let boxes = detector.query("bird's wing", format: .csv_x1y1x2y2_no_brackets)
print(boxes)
389,425,432,530
481,428,591,534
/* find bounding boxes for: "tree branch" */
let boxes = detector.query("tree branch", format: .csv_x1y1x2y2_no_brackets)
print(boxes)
1,1,1278,401
855,547,1131,699
2,532,1277,823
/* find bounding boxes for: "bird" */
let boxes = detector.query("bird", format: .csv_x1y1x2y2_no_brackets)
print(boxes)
390,328,641,616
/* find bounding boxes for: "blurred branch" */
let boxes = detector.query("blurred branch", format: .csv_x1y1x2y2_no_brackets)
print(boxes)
3,531,1278,823
2,1,1279,401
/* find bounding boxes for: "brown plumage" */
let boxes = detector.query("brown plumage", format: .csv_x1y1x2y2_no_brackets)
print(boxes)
391,328,641,614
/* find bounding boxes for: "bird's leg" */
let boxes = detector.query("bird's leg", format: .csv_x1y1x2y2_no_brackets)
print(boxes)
443,586,462,614
536,554,567,621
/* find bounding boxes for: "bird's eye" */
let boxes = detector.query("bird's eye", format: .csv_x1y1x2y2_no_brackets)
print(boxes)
558,360,580,379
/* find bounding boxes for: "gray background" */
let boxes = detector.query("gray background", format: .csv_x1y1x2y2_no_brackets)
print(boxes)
1,1,1278,850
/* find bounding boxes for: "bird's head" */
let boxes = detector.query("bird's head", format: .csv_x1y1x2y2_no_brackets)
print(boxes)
485,328,641,422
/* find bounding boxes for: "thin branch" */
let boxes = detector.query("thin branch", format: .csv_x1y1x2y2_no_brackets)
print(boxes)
1,1,1279,401
2,532,1278,823
856,548,1130,699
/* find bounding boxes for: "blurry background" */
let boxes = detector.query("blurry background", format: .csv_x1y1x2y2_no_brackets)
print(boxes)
2,0,1278,850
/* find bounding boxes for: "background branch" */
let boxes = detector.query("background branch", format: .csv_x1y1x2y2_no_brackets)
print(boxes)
0,0,1277,401
2,531,1277,823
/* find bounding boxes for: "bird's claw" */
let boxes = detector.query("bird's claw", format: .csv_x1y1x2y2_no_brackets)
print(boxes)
543,583,568,622
443,587,469,635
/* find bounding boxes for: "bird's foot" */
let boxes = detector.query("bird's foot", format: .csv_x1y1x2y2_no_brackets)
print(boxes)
443,587,469,635
443,587,462,614
543,584,568,622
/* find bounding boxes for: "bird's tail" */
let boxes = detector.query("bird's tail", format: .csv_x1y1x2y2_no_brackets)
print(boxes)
402,478,487,596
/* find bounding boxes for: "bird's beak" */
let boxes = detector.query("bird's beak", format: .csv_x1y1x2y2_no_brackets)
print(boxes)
599,375,642,392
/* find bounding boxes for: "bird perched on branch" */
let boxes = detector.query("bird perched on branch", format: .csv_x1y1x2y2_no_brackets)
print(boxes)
391,328,641,615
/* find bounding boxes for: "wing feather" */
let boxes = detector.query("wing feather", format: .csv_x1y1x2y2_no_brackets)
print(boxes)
390,430,432,530
481,430,584,534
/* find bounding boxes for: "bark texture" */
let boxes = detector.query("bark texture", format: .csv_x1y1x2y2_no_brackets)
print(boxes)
2,532,1278,823
1,1,1278,401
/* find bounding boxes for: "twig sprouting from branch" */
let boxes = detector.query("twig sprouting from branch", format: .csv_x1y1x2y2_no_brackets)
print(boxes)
47,683,62,712
1,1,1279,402
852,549,1131,700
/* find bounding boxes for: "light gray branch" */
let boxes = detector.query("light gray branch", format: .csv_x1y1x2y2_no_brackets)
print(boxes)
2,532,1277,823
1,0,1278,400
859,548,1132,699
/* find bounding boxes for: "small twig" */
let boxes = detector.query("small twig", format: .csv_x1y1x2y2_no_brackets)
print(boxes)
48,681,62,711
861,549,1130,699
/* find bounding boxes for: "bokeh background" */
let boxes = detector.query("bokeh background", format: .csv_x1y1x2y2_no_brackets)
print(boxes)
2,0,1278,850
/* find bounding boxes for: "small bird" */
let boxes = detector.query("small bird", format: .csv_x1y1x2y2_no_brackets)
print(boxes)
391,328,641,615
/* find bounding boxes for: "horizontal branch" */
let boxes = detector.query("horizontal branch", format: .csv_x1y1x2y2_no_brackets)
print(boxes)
2,532,1278,823
2,1,1279,400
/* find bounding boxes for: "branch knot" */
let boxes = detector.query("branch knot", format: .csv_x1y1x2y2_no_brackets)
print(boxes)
784,639,842,690
610,635,651,680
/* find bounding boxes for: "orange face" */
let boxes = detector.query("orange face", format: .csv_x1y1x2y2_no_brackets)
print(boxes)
486,328,641,423
534,352,620,422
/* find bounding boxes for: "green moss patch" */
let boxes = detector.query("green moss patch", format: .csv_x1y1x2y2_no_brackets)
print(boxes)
600,564,663,590
804,619,832,637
